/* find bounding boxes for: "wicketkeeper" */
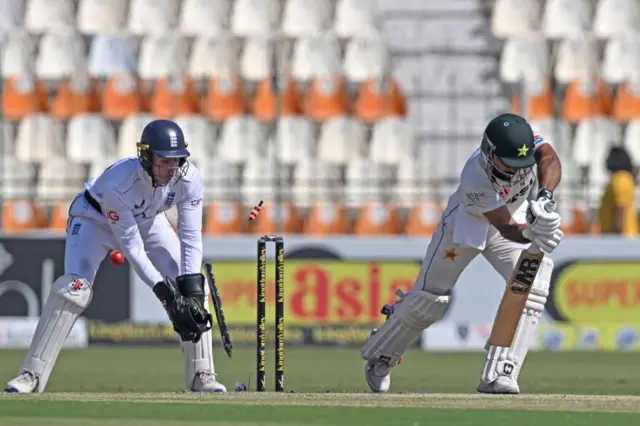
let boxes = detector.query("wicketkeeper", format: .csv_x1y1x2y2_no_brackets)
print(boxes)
6,120,226,393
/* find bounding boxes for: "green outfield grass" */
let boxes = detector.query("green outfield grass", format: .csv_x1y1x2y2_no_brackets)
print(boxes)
1,346,639,394
0,346,639,425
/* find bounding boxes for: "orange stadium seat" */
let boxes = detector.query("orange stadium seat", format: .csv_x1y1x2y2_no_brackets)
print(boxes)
354,76,407,123
560,204,590,235
561,78,613,124
354,202,401,235
303,201,349,235
150,74,201,119
613,82,640,122
102,72,144,121
2,200,47,233
2,75,49,121
204,201,245,235
511,78,554,120
303,75,349,122
205,74,246,121
252,76,302,122
251,201,302,234
49,200,71,231
51,77,101,119
404,201,444,236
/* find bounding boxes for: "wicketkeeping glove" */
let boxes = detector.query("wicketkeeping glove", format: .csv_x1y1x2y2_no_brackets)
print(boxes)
175,273,213,344
153,277,211,343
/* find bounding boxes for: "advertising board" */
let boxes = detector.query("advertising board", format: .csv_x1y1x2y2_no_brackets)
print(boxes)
0,237,130,322
5,234,640,351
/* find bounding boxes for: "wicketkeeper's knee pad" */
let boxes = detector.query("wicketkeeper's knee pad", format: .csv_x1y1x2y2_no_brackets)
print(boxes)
360,290,450,366
20,274,93,392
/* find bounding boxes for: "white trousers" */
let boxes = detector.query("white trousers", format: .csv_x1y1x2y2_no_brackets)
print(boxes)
65,193,179,284
413,205,530,295
64,193,217,389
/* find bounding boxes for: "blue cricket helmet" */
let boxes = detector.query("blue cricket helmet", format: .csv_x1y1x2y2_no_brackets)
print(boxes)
137,119,190,185
138,119,190,158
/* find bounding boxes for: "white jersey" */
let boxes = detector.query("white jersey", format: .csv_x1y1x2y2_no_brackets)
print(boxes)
71,157,204,286
442,133,548,250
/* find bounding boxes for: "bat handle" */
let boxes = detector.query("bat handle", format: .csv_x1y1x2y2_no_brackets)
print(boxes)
544,199,556,213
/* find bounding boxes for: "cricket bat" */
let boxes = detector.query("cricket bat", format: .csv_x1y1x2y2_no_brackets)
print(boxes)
487,201,555,347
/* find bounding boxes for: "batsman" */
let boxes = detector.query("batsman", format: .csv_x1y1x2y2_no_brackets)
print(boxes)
362,113,563,394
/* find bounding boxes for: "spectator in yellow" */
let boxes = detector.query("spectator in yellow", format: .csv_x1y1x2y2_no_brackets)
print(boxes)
598,146,638,237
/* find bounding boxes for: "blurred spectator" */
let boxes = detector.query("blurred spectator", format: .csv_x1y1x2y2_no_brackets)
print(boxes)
597,146,638,237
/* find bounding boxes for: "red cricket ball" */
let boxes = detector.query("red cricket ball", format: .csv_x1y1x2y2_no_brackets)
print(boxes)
110,250,124,266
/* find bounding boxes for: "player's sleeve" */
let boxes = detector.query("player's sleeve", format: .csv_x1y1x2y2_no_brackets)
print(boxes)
176,170,204,276
532,131,549,151
101,190,164,287
461,175,504,216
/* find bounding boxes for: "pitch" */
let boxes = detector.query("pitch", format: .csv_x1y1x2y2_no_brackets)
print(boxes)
0,346,639,425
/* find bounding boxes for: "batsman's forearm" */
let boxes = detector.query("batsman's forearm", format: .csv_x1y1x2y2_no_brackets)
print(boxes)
536,146,562,192
500,223,531,244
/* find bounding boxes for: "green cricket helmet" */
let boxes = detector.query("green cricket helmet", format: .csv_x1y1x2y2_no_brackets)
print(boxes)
480,113,536,190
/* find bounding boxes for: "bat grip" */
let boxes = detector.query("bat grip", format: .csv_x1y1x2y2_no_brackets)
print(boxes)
544,199,556,213
528,241,541,254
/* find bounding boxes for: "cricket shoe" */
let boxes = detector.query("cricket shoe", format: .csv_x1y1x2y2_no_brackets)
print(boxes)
365,357,392,393
5,370,38,393
477,376,520,394
190,372,227,393
362,327,402,393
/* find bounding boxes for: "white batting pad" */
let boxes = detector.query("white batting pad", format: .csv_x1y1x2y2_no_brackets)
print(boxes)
481,256,553,384
480,345,515,384
181,284,215,390
361,290,450,366
19,274,93,392
511,255,553,381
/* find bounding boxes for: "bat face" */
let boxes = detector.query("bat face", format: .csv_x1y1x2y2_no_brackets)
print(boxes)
510,251,543,294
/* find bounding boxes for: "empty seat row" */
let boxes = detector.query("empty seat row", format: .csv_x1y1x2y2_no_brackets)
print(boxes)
3,72,407,123
493,0,640,39
8,113,640,191
1,197,592,237
500,32,640,85
2,114,416,167
0,130,627,216
1,30,389,82
0,153,440,209
2,199,443,236
511,74,640,123
0,0,380,38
